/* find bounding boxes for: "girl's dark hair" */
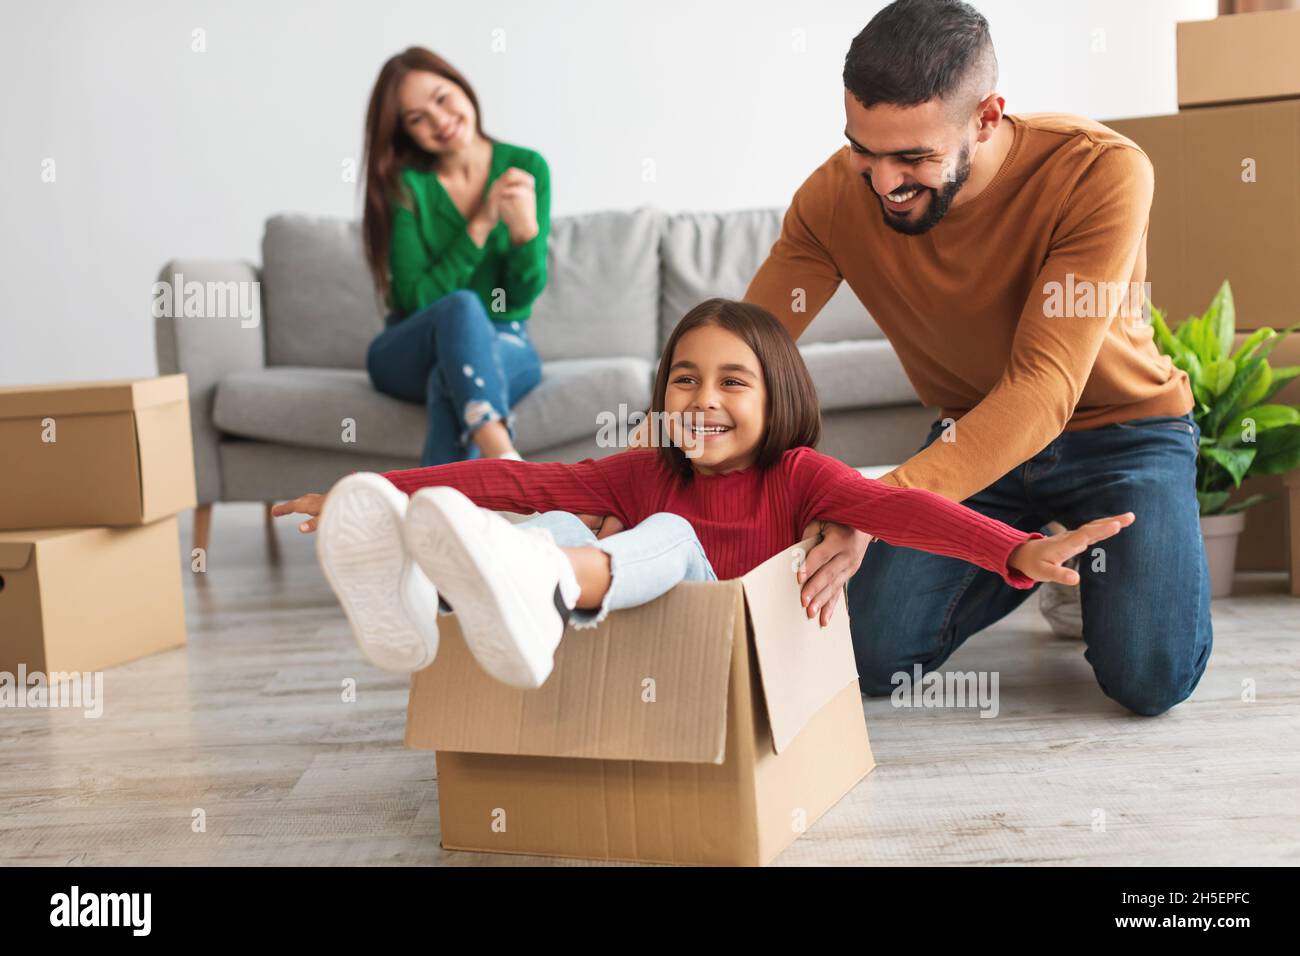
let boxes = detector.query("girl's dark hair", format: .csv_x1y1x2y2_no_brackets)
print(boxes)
650,298,822,482
360,47,491,305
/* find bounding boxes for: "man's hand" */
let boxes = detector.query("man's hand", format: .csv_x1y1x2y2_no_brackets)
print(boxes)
797,520,872,626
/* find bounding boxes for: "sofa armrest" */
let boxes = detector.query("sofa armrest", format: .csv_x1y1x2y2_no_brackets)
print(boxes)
153,259,267,504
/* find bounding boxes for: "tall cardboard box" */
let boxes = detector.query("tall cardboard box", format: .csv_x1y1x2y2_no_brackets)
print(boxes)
1177,9,1300,108
405,537,876,866
1287,470,1300,597
0,374,197,530
0,518,187,676
1106,101,1300,332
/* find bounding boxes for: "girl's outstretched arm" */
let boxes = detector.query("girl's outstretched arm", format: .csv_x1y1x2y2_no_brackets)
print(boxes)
379,449,649,527
784,447,1129,589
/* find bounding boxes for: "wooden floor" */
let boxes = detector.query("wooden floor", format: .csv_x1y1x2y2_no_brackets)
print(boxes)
3,502,1297,866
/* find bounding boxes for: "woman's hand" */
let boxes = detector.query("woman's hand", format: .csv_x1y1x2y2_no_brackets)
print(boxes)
1009,513,1135,584
270,493,326,533
797,520,873,626
467,167,530,244
496,167,538,244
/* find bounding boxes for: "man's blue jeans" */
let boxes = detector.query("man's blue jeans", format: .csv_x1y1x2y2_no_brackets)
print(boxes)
845,412,1213,717
519,511,717,629
367,290,542,465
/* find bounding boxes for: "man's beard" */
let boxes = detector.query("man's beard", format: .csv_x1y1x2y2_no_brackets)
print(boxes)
871,142,972,236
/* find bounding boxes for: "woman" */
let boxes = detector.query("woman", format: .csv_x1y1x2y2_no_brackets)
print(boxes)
361,47,548,464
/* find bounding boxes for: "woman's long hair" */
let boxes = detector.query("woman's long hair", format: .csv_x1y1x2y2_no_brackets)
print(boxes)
650,299,823,483
361,47,490,305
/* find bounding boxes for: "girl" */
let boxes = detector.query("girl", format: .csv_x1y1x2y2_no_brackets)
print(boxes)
361,47,549,465
275,299,1134,688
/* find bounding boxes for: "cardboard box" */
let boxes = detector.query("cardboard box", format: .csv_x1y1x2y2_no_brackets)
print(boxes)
0,516,187,677
1177,9,1300,108
405,536,875,866
1226,330,1300,572
1286,470,1300,597
0,374,197,531
1106,101,1300,332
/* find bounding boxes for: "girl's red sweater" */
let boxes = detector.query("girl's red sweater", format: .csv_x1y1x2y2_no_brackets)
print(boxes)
381,446,1041,586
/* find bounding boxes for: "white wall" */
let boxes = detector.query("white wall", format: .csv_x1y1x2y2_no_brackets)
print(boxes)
0,0,1215,385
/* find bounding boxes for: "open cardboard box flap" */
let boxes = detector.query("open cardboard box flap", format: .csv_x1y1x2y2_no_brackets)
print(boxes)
741,536,861,754
404,535,860,764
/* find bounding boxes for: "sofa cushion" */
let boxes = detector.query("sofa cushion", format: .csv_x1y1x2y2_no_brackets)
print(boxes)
261,210,663,371
261,215,384,370
527,208,663,363
659,209,884,347
213,357,652,459
797,340,919,413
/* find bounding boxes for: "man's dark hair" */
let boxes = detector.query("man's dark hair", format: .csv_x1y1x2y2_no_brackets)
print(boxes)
843,0,997,119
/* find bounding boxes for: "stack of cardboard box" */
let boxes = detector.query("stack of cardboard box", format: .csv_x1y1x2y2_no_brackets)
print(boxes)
1106,8,1300,595
0,375,195,678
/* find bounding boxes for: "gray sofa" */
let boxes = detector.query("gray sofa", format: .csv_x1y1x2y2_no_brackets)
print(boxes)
155,207,935,543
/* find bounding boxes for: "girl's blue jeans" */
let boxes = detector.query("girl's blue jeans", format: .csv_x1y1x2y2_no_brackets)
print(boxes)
518,511,717,630
367,289,542,466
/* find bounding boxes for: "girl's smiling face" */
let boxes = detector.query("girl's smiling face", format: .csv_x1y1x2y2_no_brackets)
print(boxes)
664,324,768,475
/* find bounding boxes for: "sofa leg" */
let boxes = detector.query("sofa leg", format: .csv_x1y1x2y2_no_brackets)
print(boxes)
194,503,213,554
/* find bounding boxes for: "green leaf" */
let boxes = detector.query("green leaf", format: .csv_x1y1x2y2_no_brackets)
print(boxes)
1221,493,1272,515
1197,490,1231,515
1149,303,1182,357
1238,361,1274,411
1245,321,1300,364
1180,351,1208,405
1221,404,1300,446
1202,359,1236,397
1250,424,1300,476
1256,365,1300,405
1231,327,1275,363
1201,445,1256,487
1205,280,1235,361
1190,315,1221,366
1204,356,1263,436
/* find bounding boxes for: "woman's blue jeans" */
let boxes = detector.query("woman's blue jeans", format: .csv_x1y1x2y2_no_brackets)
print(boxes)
367,289,542,465
519,511,717,630
846,412,1214,717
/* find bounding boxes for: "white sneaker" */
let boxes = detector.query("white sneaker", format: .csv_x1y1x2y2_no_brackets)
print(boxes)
317,473,440,672
1038,521,1083,639
403,486,580,689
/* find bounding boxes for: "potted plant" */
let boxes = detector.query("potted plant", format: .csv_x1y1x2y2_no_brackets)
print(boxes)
1150,280,1300,596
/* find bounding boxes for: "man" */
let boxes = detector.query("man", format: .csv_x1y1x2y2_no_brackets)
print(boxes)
744,0,1210,716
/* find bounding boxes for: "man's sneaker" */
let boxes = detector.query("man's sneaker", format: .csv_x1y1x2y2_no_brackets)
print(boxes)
1038,521,1083,638
317,473,440,672
403,486,580,689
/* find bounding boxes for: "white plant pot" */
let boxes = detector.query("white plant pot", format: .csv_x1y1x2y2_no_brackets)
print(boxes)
1200,511,1247,598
